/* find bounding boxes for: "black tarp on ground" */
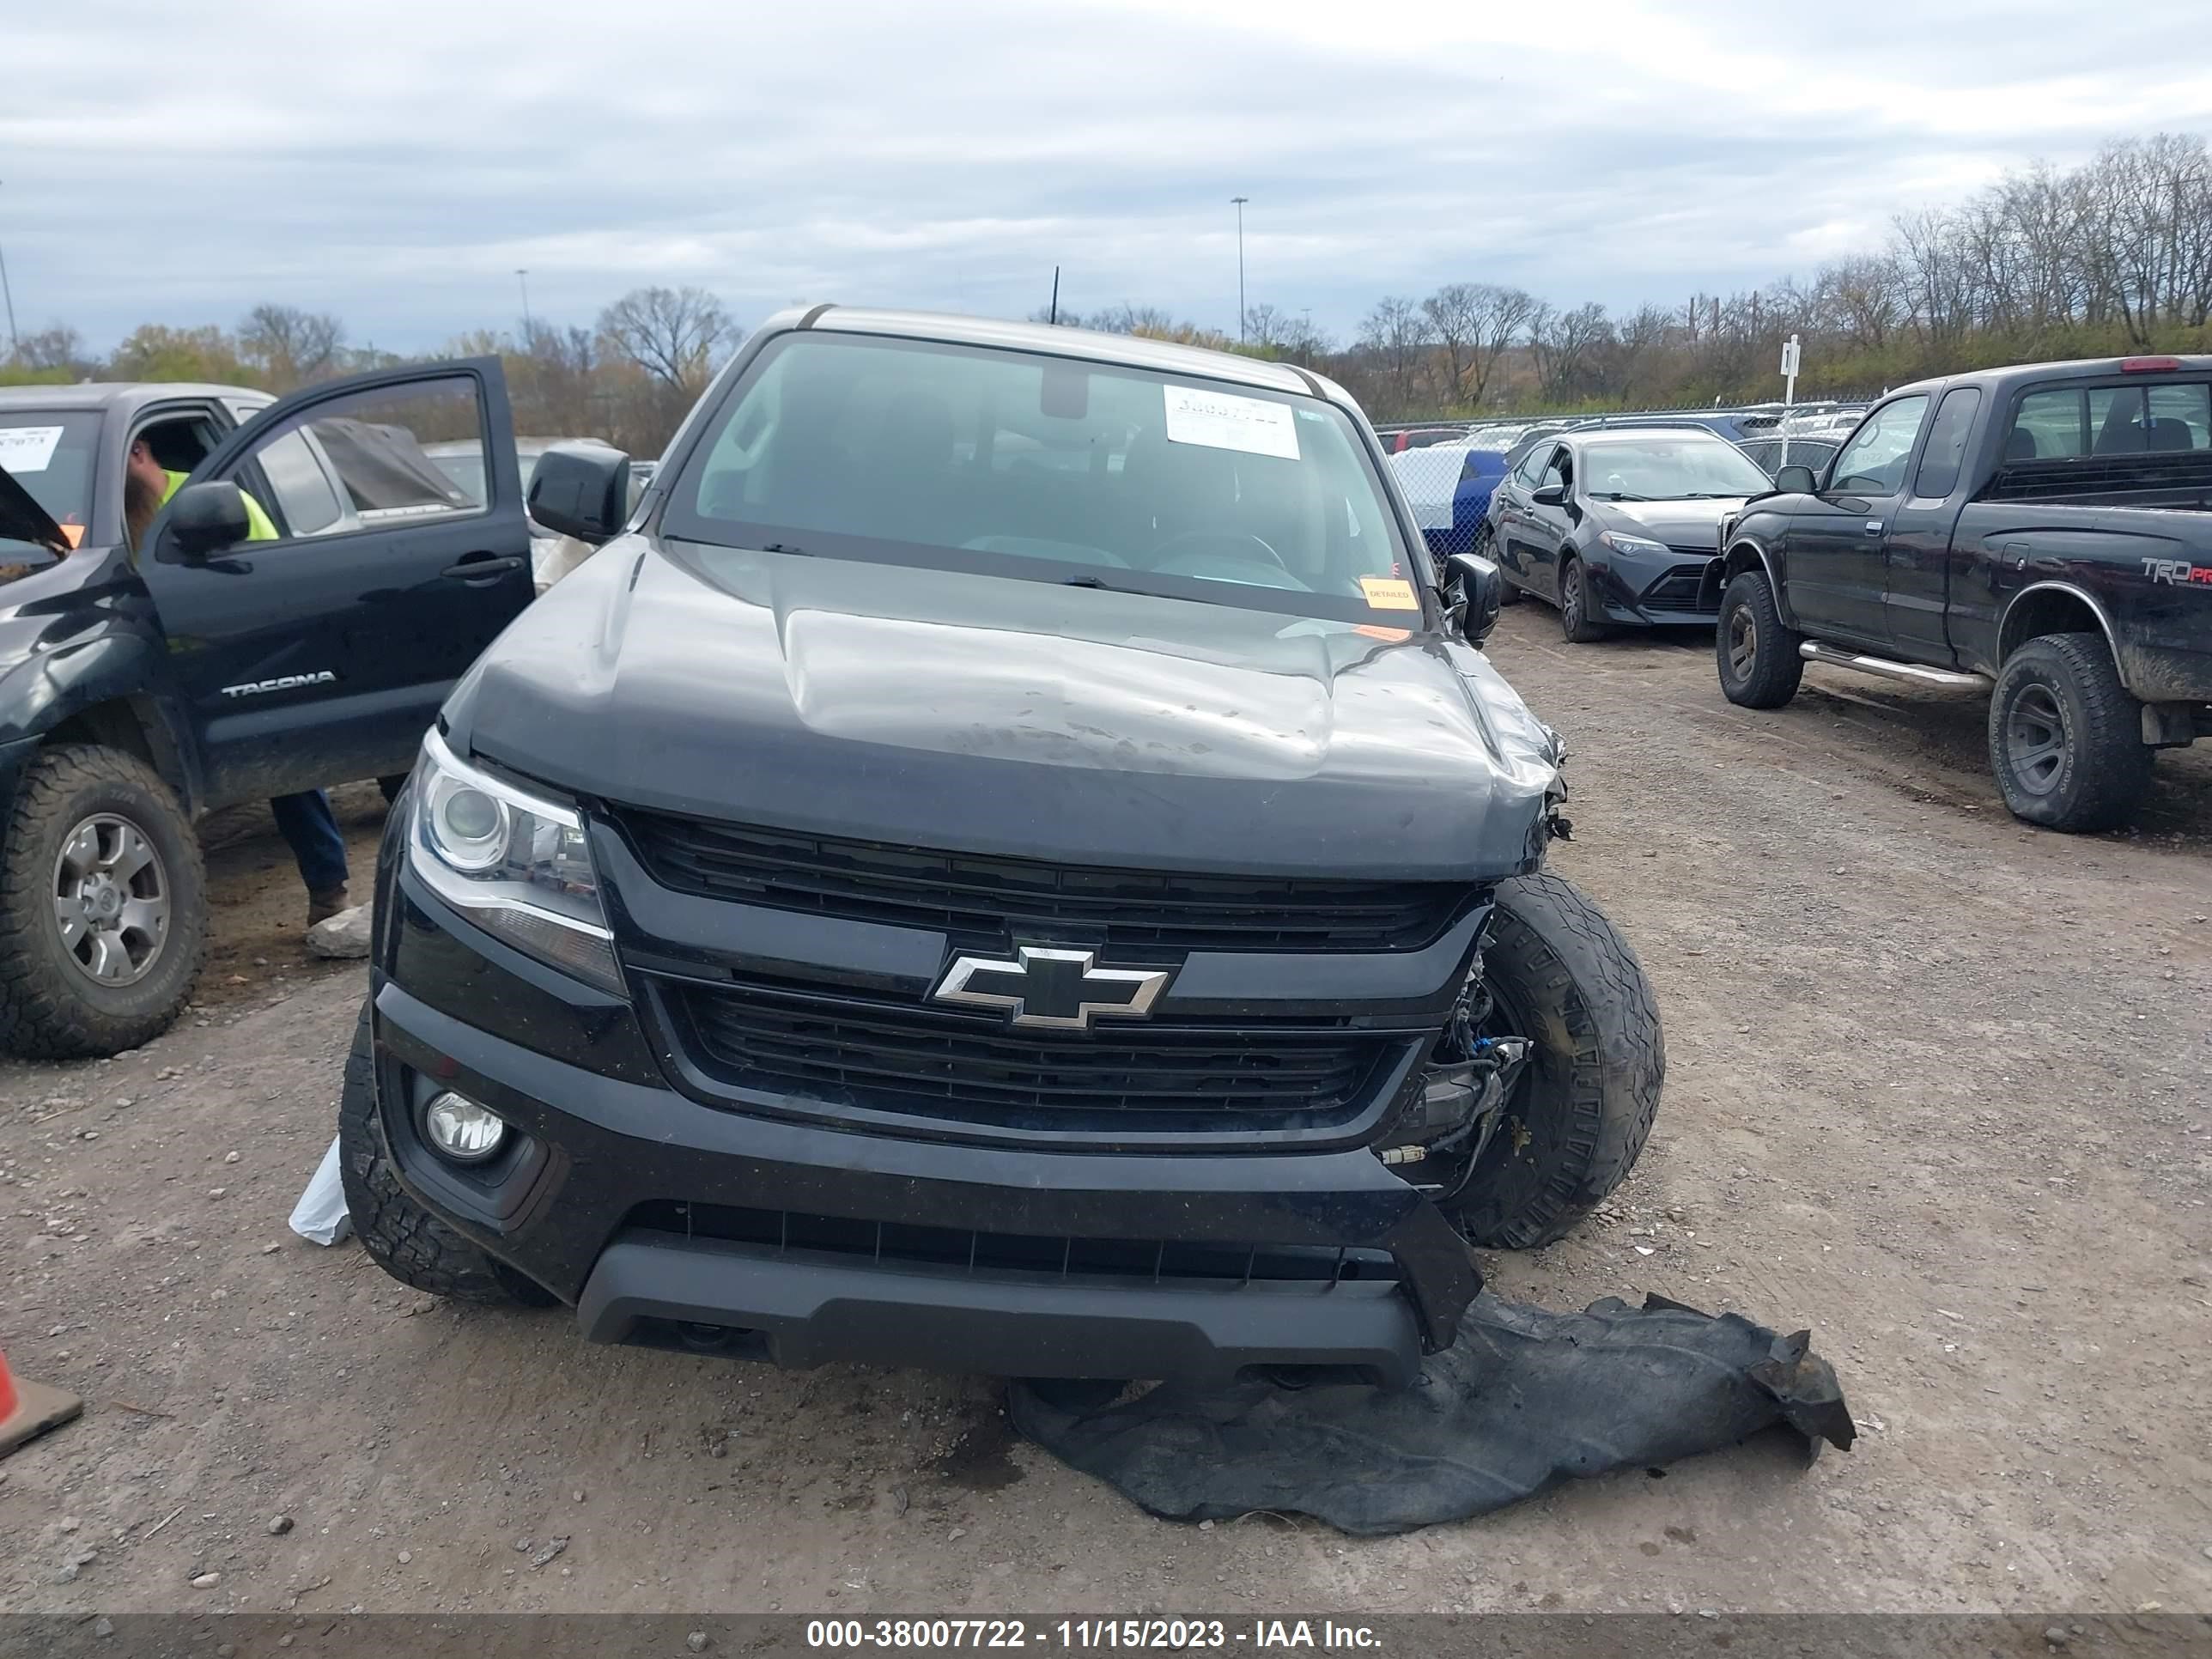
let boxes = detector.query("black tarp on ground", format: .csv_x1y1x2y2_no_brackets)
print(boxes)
1009,1291,1855,1535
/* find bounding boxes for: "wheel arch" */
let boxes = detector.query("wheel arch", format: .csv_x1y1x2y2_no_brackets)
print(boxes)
2,631,203,814
40,697,194,810
1998,581,2120,672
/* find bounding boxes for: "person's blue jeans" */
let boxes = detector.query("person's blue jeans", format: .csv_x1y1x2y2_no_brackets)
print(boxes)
269,790,349,894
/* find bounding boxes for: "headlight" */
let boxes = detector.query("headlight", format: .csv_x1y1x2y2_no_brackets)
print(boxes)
406,728,623,995
1597,531,1669,558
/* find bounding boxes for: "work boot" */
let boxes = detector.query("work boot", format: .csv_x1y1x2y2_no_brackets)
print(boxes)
307,885,349,928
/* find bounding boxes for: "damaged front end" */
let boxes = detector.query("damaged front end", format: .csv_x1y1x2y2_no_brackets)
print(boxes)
1375,929,1532,1198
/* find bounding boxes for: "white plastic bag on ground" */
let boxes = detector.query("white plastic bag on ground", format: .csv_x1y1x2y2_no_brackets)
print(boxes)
289,1134,352,1245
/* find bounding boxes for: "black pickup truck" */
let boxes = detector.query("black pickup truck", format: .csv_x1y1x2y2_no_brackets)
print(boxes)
342,307,1665,1390
0,363,534,1056
1711,355,2212,830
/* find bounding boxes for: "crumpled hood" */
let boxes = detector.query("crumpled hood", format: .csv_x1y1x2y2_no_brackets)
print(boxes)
445,540,1560,879
1598,498,1747,550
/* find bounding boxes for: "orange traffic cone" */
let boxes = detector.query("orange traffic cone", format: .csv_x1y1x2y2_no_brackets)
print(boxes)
0,1349,82,1459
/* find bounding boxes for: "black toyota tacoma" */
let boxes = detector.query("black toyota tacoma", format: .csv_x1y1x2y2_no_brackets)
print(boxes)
0,367,535,1057
1711,354,2212,830
348,307,1664,1388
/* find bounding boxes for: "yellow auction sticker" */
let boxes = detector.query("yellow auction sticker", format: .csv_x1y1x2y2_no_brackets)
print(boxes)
1358,576,1419,611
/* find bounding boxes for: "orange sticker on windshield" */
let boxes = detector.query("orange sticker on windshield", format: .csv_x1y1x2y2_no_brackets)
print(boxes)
1354,624,1411,643
1358,576,1418,611
58,523,83,548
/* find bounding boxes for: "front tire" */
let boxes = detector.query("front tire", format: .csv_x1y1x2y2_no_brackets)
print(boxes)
339,1003,556,1306
1988,632,2151,832
1558,557,1607,643
0,745,209,1059
1441,873,1664,1249
1716,568,1804,708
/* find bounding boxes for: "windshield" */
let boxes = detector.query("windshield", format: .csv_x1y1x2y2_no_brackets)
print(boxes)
1577,438,1771,500
663,332,1425,625
0,412,101,542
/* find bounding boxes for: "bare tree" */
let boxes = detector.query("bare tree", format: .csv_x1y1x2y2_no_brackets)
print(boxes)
1357,296,1434,415
1420,283,1538,407
597,286,738,392
10,323,91,376
1087,303,1177,336
1529,301,1615,400
238,304,345,391
1243,303,1285,348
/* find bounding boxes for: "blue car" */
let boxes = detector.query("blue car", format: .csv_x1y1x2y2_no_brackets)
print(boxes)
1385,438,1520,568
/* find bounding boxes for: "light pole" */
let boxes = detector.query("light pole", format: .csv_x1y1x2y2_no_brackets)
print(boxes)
0,179,20,361
1230,196,1249,343
516,269,532,334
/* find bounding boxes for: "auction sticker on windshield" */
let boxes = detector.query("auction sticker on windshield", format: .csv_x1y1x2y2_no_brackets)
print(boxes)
0,426,64,474
1358,576,1419,611
1163,386,1300,460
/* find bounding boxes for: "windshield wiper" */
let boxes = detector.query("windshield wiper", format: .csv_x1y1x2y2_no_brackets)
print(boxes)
759,541,809,555
1592,491,1653,502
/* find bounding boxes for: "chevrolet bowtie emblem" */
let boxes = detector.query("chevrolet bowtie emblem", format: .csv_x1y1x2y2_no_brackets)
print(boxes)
930,945,1171,1031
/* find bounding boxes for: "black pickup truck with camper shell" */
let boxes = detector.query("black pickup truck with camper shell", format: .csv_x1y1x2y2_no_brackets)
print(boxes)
1710,354,2212,830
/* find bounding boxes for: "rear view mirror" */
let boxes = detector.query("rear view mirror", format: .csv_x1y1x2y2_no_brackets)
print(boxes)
168,481,252,559
530,445,633,545
1445,552,1504,646
1773,464,1820,495
1530,483,1567,507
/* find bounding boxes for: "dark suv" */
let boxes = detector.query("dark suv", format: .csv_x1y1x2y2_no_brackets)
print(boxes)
345,307,1664,1389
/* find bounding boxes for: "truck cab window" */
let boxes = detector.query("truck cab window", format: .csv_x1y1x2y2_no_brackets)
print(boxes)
1912,387,1982,498
2012,381,2212,462
222,377,484,542
1830,396,1929,494
255,429,345,537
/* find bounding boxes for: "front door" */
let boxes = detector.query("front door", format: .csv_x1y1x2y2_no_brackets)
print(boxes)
1509,444,1574,600
137,359,531,811
1883,386,1981,662
1778,393,1929,645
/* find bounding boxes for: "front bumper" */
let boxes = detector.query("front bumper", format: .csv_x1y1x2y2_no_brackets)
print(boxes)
1591,554,1722,627
370,878,1483,1388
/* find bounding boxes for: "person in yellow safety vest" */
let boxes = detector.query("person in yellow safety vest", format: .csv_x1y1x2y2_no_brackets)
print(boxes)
123,435,354,929
123,436,278,549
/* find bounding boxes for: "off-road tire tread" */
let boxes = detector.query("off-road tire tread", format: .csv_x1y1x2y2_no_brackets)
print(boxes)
1716,568,1804,708
1443,872,1665,1249
1988,631,2151,832
0,744,210,1059
338,1006,552,1305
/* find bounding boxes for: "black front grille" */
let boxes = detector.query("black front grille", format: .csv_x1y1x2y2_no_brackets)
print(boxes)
616,811,1469,952
1644,562,1717,613
628,1201,1401,1290
666,978,1392,1133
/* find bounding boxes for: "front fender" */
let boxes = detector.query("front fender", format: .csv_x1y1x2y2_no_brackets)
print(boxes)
0,621,202,809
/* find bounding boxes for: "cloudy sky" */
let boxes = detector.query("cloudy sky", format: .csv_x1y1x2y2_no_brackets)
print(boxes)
8,0,2212,354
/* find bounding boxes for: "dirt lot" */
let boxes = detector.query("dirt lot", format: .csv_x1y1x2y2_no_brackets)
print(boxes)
4,605,2210,1618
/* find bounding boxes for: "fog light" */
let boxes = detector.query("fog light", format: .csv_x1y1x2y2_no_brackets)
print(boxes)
423,1091,507,1163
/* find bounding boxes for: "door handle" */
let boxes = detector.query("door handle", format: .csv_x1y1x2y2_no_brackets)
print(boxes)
1863,520,1884,536
441,555,525,580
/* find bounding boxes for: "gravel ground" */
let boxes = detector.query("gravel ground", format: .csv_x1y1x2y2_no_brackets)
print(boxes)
3,604,2209,1618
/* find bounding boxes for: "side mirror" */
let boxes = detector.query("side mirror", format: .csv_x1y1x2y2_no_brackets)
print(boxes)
1773,464,1820,495
168,481,252,559
529,445,633,545
1445,552,1504,645
1530,483,1567,507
